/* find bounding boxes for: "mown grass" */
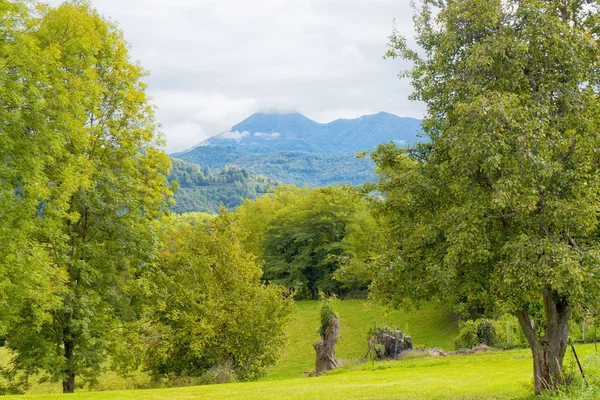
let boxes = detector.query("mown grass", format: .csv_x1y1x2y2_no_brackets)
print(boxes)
4,347,537,399
12,301,600,399
5,340,600,399
0,299,456,395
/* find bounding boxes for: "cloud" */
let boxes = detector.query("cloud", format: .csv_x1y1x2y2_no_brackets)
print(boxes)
46,0,424,153
218,130,250,142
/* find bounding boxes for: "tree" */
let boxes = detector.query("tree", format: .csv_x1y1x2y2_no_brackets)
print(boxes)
131,213,293,382
260,186,377,298
234,185,307,259
0,0,69,351
371,0,600,394
0,2,172,393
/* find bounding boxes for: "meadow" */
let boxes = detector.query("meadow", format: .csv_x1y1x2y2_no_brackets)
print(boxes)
4,300,599,399
7,345,600,400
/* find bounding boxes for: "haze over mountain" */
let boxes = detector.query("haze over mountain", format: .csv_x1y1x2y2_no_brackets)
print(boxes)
185,111,422,154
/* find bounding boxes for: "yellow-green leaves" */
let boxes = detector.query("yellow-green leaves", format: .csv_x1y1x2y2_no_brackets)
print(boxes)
0,1,171,392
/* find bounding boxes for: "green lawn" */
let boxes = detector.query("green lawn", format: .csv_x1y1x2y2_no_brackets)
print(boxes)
8,301,600,399
9,345,595,400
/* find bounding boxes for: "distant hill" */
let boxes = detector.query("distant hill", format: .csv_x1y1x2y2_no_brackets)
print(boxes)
171,111,422,189
183,111,422,154
169,158,277,214
172,147,375,187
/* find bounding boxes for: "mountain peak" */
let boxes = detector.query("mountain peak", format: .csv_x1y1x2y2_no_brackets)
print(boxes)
181,111,422,155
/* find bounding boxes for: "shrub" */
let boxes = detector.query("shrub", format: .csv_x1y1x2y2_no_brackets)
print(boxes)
495,314,527,348
319,293,340,337
476,319,497,347
454,319,499,350
454,320,478,350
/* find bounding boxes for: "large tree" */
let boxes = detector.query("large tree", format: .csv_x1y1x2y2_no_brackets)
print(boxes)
371,0,600,394
0,1,171,393
237,186,378,298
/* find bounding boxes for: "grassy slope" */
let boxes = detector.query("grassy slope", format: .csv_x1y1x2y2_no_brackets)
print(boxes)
23,300,600,399
266,300,458,380
2,300,457,394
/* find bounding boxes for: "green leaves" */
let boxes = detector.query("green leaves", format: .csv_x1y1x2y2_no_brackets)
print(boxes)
375,3,600,391
372,0,600,319
0,1,171,392
235,186,380,298
136,214,293,382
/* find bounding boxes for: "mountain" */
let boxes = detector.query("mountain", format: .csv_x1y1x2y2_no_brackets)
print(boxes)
184,111,422,155
169,111,422,212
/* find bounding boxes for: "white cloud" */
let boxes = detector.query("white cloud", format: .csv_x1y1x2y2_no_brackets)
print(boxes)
218,130,250,142
46,0,424,153
163,122,207,153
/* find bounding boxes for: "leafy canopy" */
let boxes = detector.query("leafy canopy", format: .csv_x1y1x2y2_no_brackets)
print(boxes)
0,0,172,392
235,186,381,298
131,213,293,382
369,0,600,392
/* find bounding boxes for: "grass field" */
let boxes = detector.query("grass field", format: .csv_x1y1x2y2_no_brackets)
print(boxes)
5,300,599,399
6,345,600,400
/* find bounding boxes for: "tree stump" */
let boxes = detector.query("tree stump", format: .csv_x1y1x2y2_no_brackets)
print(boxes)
313,314,340,373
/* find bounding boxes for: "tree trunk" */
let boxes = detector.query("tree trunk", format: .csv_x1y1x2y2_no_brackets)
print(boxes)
313,315,340,374
62,337,76,393
516,287,570,394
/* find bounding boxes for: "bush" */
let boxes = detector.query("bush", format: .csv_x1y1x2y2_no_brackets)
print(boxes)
454,316,529,350
476,319,497,347
198,364,237,385
495,314,527,348
454,320,479,350
319,293,340,337
454,319,498,350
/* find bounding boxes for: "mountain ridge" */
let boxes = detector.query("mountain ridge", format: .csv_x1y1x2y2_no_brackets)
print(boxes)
177,111,422,156
169,111,422,213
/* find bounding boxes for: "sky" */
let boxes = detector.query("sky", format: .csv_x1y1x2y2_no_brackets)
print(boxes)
48,0,424,153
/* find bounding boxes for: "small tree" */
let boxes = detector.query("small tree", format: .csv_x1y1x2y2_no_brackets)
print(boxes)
133,213,293,382
371,0,600,394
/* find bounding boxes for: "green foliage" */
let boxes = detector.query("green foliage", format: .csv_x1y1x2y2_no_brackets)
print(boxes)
319,294,340,337
453,319,497,350
0,1,172,393
169,158,278,214
372,0,600,392
453,321,479,351
494,314,527,349
234,186,381,298
173,147,376,188
134,213,293,382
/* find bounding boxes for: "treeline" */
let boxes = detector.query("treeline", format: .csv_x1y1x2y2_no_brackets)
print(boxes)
169,158,278,213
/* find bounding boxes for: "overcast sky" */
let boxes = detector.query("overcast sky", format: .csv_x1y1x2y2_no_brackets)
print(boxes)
48,0,424,153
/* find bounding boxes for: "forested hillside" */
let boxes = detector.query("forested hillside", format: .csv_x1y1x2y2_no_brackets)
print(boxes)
169,158,278,213
172,148,375,187
171,111,417,189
